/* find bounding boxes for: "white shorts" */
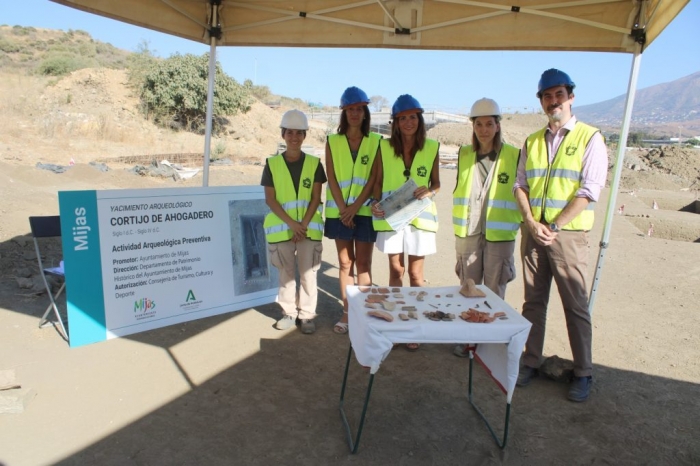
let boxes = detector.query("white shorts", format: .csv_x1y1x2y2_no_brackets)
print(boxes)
376,226,437,256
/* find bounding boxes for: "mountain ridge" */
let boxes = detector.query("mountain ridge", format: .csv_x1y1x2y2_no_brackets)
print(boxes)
576,71,700,137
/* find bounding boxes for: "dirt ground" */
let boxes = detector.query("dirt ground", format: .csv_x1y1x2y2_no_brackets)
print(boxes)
0,69,699,466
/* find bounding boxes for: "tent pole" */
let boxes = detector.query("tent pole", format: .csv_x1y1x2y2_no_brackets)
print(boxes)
588,48,642,315
202,3,219,187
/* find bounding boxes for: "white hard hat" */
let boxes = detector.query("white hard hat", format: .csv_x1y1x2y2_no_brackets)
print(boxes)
280,109,309,130
470,98,501,119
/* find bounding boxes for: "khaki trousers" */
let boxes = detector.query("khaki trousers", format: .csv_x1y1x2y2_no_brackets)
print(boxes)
268,239,323,320
455,235,516,299
520,227,593,377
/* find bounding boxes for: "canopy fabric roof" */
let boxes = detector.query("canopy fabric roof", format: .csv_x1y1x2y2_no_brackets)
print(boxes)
51,0,688,53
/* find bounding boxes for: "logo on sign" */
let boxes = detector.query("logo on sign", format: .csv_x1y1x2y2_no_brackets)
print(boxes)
134,297,156,313
180,289,202,310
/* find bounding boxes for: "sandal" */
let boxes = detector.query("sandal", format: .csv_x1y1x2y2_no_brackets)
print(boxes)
405,343,420,352
333,321,349,334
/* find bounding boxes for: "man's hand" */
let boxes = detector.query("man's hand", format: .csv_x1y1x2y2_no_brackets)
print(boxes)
528,219,557,246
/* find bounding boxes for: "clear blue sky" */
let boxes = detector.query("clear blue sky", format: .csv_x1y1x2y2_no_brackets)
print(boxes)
3,0,699,113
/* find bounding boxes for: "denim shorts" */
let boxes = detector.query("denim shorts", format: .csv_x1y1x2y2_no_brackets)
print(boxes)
324,216,377,243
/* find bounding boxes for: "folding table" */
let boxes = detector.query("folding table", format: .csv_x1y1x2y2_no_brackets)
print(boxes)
339,285,531,453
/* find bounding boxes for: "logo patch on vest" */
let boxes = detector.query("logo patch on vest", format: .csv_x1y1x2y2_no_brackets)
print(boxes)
361,154,369,165
565,145,577,156
417,166,427,177
497,172,509,184
302,177,311,189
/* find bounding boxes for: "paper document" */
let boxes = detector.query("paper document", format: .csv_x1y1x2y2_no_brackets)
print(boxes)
377,179,432,231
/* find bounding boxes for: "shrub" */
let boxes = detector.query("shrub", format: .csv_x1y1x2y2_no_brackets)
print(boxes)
11,25,32,36
77,41,97,58
0,39,20,53
139,53,251,135
244,79,273,102
126,40,158,91
212,139,227,160
37,53,90,76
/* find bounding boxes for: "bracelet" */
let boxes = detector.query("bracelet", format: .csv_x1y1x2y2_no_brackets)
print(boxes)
430,189,436,197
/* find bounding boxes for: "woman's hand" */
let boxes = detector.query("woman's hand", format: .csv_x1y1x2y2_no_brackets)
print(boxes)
340,203,359,228
414,186,435,200
371,200,385,218
289,221,307,242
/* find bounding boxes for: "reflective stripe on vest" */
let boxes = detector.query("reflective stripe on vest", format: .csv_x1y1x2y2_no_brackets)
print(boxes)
264,154,324,243
452,144,522,240
325,132,381,218
525,122,598,230
373,138,439,232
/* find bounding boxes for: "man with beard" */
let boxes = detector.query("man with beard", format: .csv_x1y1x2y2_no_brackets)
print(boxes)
512,69,608,402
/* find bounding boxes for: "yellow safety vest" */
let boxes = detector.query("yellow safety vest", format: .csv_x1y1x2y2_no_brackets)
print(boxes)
525,122,599,230
373,138,439,232
452,144,522,241
264,154,324,243
325,132,381,218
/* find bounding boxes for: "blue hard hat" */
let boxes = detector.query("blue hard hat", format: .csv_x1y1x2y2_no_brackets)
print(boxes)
537,69,575,97
391,94,423,117
340,86,370,108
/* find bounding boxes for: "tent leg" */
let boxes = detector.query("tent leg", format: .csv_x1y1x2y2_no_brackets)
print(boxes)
202,2,219,187
589,48,643,315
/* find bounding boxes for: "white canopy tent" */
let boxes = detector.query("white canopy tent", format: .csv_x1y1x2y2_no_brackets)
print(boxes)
50,0,690,312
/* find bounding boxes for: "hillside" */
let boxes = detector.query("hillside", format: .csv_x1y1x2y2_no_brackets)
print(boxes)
576,71,700,136
0,25,129,72
0,24,697,195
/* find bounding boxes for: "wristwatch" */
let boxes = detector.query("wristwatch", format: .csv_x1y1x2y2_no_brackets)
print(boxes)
549,222,560,232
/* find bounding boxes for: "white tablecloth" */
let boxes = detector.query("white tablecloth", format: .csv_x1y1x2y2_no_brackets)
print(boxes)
348,285,531,402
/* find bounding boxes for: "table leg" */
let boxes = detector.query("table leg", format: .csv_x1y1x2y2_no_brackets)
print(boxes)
339,342,375,454
467,350,511,449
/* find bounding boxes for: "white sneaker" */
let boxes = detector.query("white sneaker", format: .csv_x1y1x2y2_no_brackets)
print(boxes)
275,315,296,330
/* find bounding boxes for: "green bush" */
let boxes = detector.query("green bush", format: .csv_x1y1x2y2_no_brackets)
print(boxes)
126,40,158,90
212,139,227,160
77,41,97,58
0,39,20,53
11,25,33,36
48,43,69,53
37,53,90,76
139,53,251,134
244,79,273,102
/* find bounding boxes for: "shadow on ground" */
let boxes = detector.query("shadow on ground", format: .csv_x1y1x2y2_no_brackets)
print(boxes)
3,232,699,465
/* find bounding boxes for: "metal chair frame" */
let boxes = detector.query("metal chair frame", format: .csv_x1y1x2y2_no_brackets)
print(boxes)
28,216,68,341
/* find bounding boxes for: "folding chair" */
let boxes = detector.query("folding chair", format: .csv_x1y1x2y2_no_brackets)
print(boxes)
28,216,68,340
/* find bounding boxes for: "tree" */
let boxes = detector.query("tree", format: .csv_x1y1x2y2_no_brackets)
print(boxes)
126,40,158,92
244,79,273,103
370,95,388,112
140,53,251,134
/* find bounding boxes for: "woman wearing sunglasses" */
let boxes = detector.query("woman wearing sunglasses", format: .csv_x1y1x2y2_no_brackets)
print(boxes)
371,94,440,351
